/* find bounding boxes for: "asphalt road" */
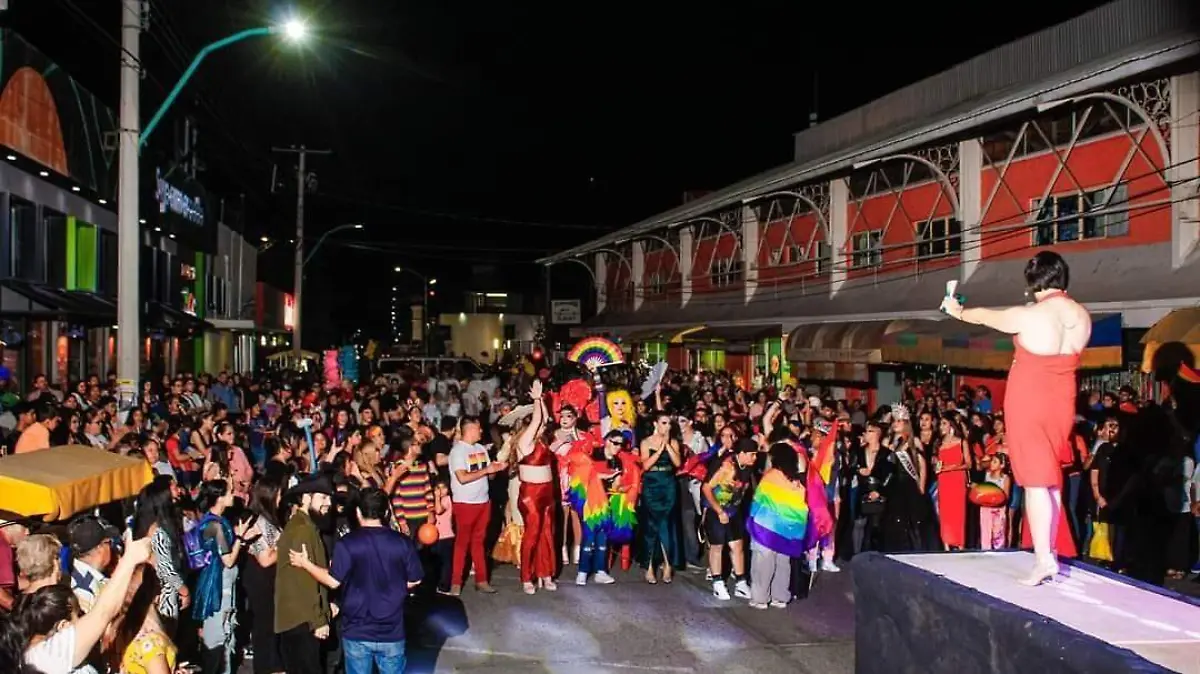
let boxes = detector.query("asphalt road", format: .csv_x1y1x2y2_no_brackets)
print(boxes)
402,564,856,674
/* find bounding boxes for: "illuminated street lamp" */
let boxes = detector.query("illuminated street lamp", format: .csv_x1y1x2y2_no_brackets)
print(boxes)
140,18,310,146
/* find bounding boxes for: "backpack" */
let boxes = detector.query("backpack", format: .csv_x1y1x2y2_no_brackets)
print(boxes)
182,513,221,571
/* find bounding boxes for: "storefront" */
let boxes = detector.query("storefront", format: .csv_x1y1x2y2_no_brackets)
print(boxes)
254,283,295,364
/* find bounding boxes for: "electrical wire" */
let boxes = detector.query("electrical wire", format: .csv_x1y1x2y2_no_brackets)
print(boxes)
314,191,615,230
600,158,1200,311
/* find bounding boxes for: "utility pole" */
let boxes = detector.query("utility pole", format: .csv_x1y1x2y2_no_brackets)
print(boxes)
272,145,330,362
116,0,145,410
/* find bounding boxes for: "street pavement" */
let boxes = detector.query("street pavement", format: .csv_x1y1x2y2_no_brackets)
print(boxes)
402,564,856,674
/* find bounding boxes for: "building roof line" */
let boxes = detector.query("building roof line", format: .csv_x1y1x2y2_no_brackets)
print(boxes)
540,33,1199,265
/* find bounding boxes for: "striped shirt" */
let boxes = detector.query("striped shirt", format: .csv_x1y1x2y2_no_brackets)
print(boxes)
391,461,434,524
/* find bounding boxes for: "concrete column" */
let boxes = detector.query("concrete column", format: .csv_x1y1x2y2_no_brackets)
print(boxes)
678,227,694,307
594,251,608,313
828,179,849,295
1170,71,1199,268
742,206,759,303
632,240,645,311
958,139,983,282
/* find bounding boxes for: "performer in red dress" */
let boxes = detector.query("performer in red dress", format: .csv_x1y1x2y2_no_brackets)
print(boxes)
514,380,559,594
941,251,1089,585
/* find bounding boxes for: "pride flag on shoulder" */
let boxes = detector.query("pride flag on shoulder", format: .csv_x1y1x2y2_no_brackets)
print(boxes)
746,469,809,557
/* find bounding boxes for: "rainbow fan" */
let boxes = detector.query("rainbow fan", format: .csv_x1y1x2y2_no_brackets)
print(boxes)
567,337,625,369
1179,362,1200,384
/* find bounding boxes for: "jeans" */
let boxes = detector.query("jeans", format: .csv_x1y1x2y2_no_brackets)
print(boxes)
579,527,609,575
344,639,406,674
432,538,454,591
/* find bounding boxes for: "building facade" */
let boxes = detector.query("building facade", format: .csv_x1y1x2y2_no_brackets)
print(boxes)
0,30,266,389
541,0,1200,406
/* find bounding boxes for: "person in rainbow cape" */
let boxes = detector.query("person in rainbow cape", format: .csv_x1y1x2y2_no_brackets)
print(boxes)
565,429,643,585
746,441,810,608
802,418,839,573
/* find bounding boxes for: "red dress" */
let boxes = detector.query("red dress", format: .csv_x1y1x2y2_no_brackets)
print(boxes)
936,441,968,549
1003,290,1080,557
517,441,557,583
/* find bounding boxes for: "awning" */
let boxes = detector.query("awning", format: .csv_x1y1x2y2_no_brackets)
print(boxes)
619,328,677,343
791,361,872,383
786,320,913,364
0,445,153,521
145,301,213,336
882,313,1123,371
0,280,115,325
1140,307,1200,373
675,324,782,353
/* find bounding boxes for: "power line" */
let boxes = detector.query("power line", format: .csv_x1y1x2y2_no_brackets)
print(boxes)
316,191,617,230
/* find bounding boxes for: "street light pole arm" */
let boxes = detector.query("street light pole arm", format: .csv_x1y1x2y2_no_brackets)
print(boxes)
304,223,360,267
140,27,273,147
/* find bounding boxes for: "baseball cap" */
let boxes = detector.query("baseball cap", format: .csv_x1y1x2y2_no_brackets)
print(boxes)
735,438,759,455
68,515,118,556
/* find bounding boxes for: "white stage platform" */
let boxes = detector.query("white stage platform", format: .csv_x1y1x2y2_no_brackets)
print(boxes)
890,551,1200,673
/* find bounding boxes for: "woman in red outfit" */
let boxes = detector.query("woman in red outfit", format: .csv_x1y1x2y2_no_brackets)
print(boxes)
934,417,971,550
941,251,1090,585
514,379,558,594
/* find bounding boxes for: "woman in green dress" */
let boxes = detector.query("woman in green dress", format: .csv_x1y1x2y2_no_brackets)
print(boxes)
638,409,683,583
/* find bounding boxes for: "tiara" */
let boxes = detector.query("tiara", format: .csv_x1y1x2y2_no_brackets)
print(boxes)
890,403,911,422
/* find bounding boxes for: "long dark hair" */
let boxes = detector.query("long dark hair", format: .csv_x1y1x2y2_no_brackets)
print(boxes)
250,477,284,530
132,476,184,569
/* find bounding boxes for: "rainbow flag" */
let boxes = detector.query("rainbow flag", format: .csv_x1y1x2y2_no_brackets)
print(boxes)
812,431,836,485
747,470,810,557
608,493,637,544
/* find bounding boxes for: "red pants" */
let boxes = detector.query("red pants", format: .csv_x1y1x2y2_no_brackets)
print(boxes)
518,481,557,582
451,500,491,586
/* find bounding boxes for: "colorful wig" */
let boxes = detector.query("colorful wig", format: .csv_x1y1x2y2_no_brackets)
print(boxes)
606,389,635,430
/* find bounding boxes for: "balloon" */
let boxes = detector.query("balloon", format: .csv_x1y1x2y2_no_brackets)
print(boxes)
417,522,439,546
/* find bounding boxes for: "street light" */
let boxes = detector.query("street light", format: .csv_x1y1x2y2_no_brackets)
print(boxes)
140,18,310,146
395,267,436,354
304,223,364,267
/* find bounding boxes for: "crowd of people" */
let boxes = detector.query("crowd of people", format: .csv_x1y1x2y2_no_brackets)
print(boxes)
0,356,1196,674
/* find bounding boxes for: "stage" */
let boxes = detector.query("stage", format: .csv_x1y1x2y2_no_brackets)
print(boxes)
853,550,1200,674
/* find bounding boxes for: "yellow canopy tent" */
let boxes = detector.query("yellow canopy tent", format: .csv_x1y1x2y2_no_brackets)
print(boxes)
1140,307,1200,373
0,446,153,522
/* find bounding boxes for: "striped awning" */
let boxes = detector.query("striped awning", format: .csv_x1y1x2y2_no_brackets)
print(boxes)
881,314,1123,371
786,320,912,364
1140,307,1200,373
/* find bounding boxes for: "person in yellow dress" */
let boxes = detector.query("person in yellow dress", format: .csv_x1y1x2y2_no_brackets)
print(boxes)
112,568,180,674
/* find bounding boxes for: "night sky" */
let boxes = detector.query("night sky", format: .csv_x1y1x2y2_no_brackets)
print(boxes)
7,0,1107,346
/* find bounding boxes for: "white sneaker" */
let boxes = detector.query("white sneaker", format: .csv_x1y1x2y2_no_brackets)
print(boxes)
822,560,841,573
734,579,752,599
769,600,789,609
593,571,616,585
712,580,731,600
748,602,768,610
575,572,588,586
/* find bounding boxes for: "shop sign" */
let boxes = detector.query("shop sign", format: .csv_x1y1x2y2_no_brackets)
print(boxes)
551,300,581,325
156,168,205,225
283,294,295,329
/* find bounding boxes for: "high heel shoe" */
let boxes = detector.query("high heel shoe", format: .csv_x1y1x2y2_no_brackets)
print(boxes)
662,567,674,584
539,577,558,591
1018,559,1059,587
645,569,658,585
522,582,536,595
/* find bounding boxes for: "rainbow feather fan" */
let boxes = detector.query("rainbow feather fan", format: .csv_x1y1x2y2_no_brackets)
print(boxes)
746,471,809,557
566,451,608,534
567,337,625,369
1179,362,1200,384
607,493,637,544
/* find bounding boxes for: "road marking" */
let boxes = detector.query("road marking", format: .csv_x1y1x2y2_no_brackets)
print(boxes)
430,645,695,672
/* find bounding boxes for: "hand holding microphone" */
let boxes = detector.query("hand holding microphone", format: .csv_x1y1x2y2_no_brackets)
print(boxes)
940,280,966,319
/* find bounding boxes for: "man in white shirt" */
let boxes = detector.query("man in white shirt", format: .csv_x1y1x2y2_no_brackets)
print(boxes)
447,416,504,596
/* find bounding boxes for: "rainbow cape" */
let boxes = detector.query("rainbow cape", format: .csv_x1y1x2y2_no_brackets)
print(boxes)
566,445,609,535
746,470,810,557
607,451,643,544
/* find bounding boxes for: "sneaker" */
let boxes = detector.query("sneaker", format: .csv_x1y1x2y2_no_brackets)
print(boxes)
593,571,616,585
769,600,789,609
712,580,731,601
734,579,752,599
448,585,462,597
476,583,498,594
748,602,768,610
822,559,841,573
576,572,588,586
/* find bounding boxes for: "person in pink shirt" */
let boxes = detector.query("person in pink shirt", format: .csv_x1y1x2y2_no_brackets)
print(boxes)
431,480,455,594
214,422,254,500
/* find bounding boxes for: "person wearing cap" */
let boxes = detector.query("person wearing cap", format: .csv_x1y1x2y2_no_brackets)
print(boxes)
275,476,334,674
67,515,118,613
701,438,758,601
